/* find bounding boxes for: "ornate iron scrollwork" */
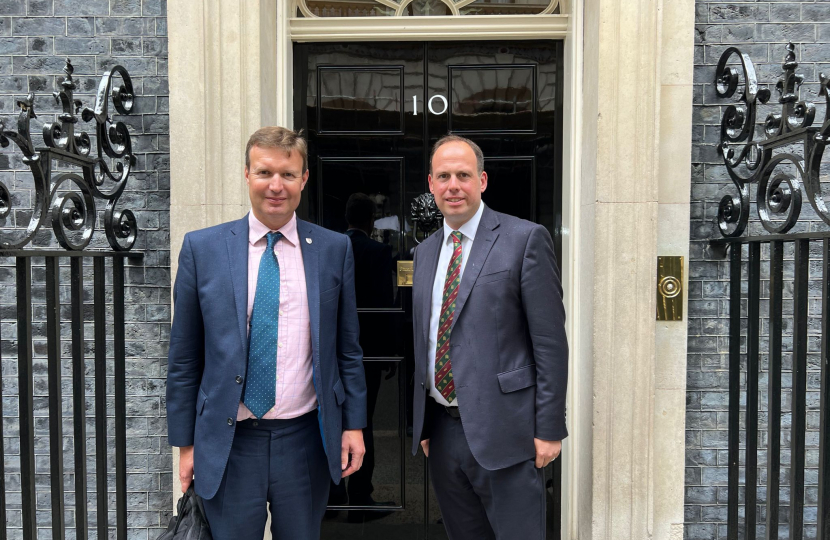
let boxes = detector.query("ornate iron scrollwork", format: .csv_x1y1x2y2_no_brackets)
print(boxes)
714,43,830,237
410,193,443,244
0,58,138,251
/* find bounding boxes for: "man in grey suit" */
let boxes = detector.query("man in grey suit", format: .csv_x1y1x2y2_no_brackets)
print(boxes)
411,135,568,540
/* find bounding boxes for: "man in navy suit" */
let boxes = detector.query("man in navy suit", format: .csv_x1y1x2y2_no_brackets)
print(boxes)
167,126,367,540
412,135,568,540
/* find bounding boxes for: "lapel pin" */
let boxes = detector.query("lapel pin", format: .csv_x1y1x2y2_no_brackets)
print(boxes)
306,238,312,244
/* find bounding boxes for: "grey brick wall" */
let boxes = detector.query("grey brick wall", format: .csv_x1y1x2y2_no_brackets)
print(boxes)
0,1,169,538
689,3,828,539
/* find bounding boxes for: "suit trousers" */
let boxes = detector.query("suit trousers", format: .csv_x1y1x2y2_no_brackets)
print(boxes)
201,411,330,540
428,403,546,540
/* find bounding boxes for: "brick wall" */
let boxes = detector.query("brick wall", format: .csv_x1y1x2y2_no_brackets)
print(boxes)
688,3,828,539
0,1,170,538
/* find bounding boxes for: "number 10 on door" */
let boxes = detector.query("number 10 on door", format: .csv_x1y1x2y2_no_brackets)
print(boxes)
413,95,448,116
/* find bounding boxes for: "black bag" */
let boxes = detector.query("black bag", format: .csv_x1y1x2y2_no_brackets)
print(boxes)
157,484,213,540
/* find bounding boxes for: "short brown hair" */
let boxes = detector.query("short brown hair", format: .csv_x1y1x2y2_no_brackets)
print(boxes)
245,126,308,172
429,134,484,175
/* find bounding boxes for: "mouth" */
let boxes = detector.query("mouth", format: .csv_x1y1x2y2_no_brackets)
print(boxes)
445,197,465,206
266,197,287,205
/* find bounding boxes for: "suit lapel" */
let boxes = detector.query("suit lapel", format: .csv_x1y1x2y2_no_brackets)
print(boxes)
451,207,500,332
417,230,444,346
298,219,320,366
226,215,250,357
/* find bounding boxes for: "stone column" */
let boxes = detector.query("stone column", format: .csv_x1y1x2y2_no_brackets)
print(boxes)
653,0,695,537
168,0,277,255
167,0,279,504
581,0,694,536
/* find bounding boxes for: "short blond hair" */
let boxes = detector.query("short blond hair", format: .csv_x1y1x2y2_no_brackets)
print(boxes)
245,126,308,172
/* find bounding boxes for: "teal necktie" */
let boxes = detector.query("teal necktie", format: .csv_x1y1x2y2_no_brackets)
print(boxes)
243,231,282,418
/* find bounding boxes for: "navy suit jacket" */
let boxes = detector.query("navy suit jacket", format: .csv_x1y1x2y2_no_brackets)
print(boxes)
167,214,368,500
411,207,568,470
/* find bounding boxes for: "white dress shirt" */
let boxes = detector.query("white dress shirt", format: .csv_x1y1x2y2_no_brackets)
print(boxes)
427,202,486,406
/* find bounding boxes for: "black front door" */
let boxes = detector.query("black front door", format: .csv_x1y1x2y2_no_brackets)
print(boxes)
294,40,564,540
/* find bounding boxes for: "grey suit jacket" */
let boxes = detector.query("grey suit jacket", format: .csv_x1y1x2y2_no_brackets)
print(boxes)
411,206,568,470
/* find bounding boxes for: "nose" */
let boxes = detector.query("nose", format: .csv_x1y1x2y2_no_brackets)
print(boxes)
268,174,284,192
447,175,461,191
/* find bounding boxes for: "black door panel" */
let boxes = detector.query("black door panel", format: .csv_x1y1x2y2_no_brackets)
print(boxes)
295,40,563,540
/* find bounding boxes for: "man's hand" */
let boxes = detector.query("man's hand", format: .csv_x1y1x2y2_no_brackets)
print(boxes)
341,429,366,478
420,439,430,457
179,445,194,492
534,438,561,468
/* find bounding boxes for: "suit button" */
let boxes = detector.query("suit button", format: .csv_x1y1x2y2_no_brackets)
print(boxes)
420,382,425,389
235,376,243,384
227,418,234,426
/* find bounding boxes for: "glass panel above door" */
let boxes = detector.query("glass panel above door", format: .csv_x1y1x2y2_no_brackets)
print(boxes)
459,0,557,15
300,0,396,17
296,0,562,17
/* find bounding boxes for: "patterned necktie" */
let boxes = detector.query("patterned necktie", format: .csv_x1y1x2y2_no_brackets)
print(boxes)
243,231,283,418
435,231,463,403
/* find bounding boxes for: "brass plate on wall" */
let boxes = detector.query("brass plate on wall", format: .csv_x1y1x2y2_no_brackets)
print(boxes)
397,260,414,287
657,256,683,321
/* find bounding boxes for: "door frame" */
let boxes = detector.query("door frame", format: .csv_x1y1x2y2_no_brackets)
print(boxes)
277,5,585,539
170,0,695,537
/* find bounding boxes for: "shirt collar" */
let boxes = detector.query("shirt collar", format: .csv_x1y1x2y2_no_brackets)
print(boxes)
248,211,299,247
443,202,485,244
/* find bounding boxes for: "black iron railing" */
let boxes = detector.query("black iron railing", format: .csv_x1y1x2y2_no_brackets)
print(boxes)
712,235,830,540
712,42,830,540
2,252,140,540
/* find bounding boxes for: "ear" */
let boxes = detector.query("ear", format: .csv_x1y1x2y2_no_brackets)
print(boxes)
244,167,250,186
479,171,488,193
301,169,310,190
428,174,435,194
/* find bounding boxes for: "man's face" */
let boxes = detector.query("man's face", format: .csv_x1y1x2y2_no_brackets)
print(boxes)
245,145,308,230
428,141,487,229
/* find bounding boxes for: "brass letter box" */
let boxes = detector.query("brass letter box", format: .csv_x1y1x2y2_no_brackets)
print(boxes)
397,260,414,287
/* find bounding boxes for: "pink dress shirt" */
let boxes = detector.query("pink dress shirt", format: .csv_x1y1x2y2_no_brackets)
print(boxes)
237,212,318,420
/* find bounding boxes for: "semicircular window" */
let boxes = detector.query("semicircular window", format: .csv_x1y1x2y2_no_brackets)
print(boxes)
296,0,561,17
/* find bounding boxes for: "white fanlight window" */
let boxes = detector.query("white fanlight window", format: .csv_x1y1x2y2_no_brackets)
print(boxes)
294,0,562,17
